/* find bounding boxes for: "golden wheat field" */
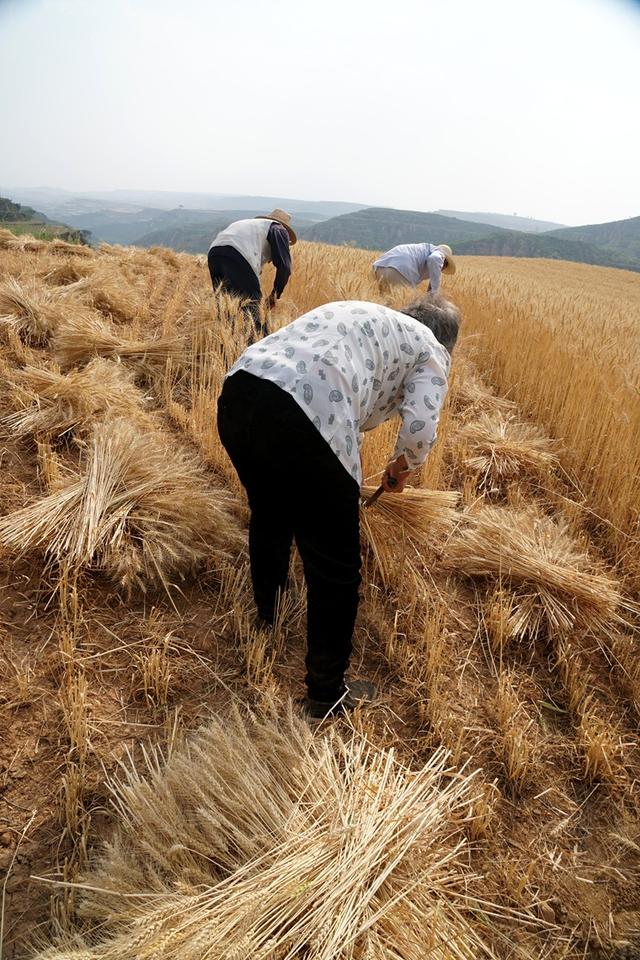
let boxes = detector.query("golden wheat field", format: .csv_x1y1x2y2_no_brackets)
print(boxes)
0,227,639,960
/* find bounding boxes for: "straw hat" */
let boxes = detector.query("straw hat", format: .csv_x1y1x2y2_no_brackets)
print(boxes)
436,244,456,274
255,208,297,245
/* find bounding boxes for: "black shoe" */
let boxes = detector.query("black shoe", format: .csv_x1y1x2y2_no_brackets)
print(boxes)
303,679,377,719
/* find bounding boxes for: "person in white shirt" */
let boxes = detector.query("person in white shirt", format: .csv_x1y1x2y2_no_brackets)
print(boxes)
373,243,456,294
217,293,460,718
207,208,296,339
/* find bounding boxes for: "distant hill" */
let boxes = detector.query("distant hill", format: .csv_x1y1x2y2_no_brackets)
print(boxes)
5,187,366,222
301,208,509,250
546,215,640,263
57,209,317,249
435,210,566,233
301,207,640,272
455,230,640,271
0,197,44,222
0,195,90,245
3,188,366,247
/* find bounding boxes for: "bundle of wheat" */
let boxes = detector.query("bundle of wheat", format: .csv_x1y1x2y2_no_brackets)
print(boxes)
449,359,516,423
0,276,69,344
2,358,147,439
32,703,499,960
361,485,460,538
149,245,181,269
360,486,461,587
456,413,558,490
0,418,243,593
19,236,47,253
48,238,95,258
42,259,94,287
67,265,145,324
53,311,183,370
0,227,18,249
445,505,628,636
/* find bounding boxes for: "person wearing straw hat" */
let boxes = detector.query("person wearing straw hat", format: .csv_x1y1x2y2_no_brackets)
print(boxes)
373,243,456,294
217,292,460,719
207,209,297,338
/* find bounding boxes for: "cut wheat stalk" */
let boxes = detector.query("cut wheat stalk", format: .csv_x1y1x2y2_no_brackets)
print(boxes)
48,238,95,258
360,485,460,539
0,275,70,344
2,358,149,439
449,358,517,423
444,505,629,637
53,312,184,370
31,702,507,960
64,266,146,324
360,486,461,589
0,418,243,593
457,413,559,490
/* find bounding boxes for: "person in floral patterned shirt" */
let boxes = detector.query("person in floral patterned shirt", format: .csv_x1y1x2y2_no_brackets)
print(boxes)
218,293,460,718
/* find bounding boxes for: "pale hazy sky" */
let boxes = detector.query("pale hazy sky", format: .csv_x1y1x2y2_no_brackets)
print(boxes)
1,0,639,225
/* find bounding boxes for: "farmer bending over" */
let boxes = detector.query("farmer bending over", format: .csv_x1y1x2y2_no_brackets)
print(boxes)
217,293,460,718
207,208,296,339
373,242,455,293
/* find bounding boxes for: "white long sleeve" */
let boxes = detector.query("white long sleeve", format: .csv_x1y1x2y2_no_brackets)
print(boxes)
426,251,445,292
228,301,451,485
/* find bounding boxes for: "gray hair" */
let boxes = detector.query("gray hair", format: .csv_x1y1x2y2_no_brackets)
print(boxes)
401,293,460,354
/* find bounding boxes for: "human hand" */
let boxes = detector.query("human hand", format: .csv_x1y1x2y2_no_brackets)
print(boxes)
382,455,410,493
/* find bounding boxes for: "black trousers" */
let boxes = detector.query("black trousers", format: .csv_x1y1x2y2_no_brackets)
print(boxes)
207,249,266,337
217,371,362,702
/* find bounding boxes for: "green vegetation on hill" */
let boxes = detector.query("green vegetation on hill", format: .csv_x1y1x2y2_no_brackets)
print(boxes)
302,207,506,249
0,195,91,245
455,230,640,271
301,207,640,272
0,197,42,222
547,216,640,263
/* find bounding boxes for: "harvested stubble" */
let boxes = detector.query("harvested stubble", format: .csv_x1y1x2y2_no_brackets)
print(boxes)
493,670,537,794
53,311,183,371
33,703,501,960
456,413,558,490
2,358,148,439
0,276,70,344
444,505,628,637
0,418,243,593
577,696,625,783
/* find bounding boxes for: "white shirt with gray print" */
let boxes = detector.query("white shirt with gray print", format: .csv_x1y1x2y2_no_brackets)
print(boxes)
227,300,450,486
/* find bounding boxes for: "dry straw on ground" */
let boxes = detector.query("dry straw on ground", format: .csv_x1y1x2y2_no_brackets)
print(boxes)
0,417,243,592
53,312,183,371
456,413,558,490
0,276,71,345
2,358,148,439
32,703,503,960
444,504,628,637
448,358,517,424
360,486,460,587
